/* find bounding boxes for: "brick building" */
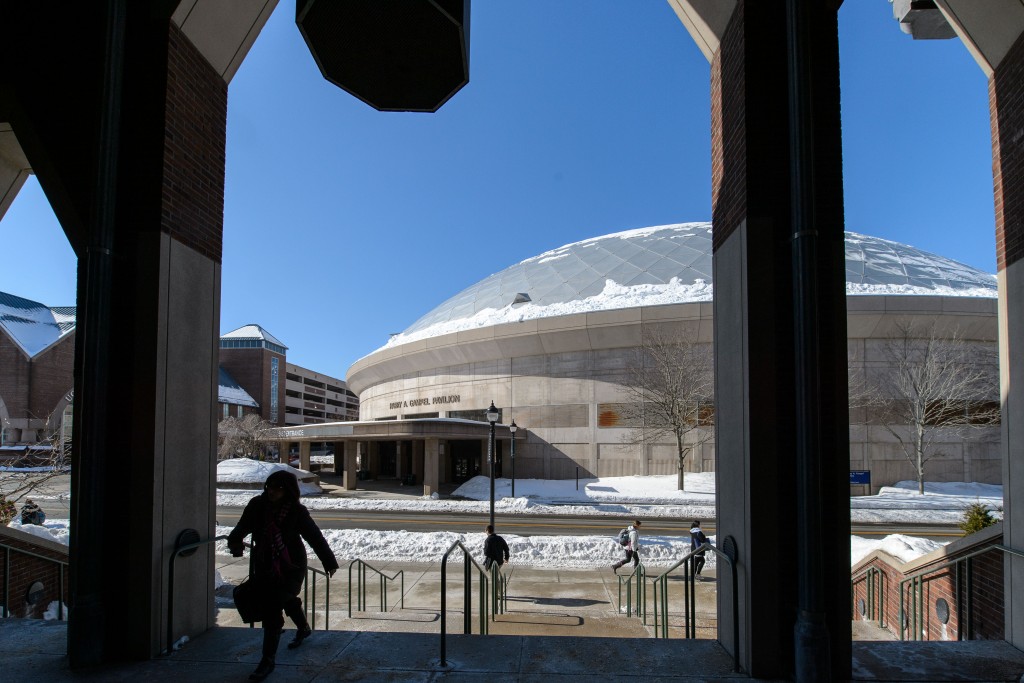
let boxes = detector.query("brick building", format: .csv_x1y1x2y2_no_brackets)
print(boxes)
0,291,74,446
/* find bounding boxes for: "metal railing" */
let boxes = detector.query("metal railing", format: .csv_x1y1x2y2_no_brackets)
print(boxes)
1,540,68,619
166,530,335,653
616,562,646,619
347,558,404,618
851,565,886,629
489,562,511,617
438,541,493,667
649,538,740,674
898,543,1024,641
167,532,228,654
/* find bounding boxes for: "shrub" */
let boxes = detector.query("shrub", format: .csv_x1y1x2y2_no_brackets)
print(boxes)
959,501,996,535
0,495,15,525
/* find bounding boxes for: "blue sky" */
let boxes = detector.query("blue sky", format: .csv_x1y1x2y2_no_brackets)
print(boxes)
0,1,995,379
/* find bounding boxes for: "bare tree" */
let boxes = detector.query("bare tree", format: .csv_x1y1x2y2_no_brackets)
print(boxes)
0,407,72,512
217,414,275,461
620,326,714,491
867,321,999,495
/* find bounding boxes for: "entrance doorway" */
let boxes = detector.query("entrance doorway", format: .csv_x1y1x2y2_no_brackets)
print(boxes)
449,440,481,483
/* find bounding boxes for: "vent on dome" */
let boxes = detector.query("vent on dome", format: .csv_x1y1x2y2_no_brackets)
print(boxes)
513,293,531,305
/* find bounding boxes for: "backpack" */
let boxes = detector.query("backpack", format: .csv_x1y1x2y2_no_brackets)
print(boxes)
616,528,630,546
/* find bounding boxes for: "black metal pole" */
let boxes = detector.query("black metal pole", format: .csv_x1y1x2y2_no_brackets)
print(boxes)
488,420,495,530
509,430,516,493
786,0,830,679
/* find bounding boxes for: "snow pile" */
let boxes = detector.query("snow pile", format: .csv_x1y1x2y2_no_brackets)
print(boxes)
851,534,945,566
7,518,70,546
217,458,322,495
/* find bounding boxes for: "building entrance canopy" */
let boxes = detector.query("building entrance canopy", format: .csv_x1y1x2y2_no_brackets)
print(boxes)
265,418,515,497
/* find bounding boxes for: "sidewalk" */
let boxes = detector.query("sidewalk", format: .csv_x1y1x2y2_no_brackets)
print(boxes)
215,557,720,640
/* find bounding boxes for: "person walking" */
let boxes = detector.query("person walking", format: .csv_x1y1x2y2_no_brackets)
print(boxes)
611,520,641,572
483,524,510,571
228,470,339,681
690,519,708,580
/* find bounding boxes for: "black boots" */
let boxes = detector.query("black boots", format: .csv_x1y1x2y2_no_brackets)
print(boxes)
287,625,312,650
285,601,312,650
250,628,281,680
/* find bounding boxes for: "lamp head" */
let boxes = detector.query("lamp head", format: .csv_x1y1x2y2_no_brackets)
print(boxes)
486,401,499,424
509,420,518,434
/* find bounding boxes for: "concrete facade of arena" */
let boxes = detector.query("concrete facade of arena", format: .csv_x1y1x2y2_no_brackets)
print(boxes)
344,288,998,495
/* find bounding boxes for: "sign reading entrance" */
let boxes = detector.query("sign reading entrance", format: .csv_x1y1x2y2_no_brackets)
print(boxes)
849,470,871,485
389,394,461,410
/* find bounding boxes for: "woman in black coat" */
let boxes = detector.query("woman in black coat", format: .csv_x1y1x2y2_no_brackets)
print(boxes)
228,469,339,681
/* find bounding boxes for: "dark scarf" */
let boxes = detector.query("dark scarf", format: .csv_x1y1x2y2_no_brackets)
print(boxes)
260,500,295,578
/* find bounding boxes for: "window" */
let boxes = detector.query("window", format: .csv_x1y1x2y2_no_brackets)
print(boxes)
270,357,279,423
237,405,243,418
223,403,229,419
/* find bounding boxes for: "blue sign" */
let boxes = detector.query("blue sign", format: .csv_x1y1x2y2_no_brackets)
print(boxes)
850,470,871,485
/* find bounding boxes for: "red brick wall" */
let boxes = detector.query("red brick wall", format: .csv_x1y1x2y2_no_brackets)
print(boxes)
0,331,31,419
851,533,1004,641
161,22,227,262
0,529,70,619
710,1,746,250
28,333,75,422
219,348,286,425
991,29,1024,271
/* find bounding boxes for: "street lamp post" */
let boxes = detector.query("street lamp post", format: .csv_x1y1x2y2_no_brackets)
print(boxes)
486,401,499,530
509,420,518,498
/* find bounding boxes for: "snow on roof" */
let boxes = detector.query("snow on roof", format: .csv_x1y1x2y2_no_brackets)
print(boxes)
0,291,75,358
221,324,288,349
385,223,997,349
218,367,259,407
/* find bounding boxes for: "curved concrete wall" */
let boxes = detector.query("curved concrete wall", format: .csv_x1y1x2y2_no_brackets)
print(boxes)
349,296,999,488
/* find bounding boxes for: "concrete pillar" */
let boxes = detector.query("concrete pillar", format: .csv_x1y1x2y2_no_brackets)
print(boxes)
481,438,490,476
342,440,358,491
299,441,311,472
395,440,404,478
277,441,288,464
703,1,850,678
424,438,440,496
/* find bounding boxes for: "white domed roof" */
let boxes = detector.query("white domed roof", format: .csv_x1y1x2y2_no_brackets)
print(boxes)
389,222,996,347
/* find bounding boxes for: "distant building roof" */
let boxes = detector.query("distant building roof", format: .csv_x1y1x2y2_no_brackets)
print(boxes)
220,324,288,355
387,223,998,348
0,291,76,358
218,366,259,407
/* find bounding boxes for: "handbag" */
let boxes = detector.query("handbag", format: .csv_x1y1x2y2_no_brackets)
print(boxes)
233,578,262,623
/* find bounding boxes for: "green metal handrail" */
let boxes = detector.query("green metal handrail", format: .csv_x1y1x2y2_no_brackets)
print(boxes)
304,564,332,630
898,542,1024,641
1,540,68,620
616,561,646,619
851,565,885,628
347,558,404,618
489,562,512,617
439,540,492,668
649,539,740,674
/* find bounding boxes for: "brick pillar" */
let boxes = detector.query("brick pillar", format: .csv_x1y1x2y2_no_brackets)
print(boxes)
710,2,850,678
0,8,231,662
991,28,1024,650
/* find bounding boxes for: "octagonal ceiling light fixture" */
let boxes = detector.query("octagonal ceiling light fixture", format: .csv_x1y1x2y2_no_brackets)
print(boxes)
296,0,470,113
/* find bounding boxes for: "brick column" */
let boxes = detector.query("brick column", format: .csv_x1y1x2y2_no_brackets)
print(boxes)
991,28,1024,650
710,2,850,678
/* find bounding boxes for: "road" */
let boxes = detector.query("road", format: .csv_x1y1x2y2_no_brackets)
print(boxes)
213,506,962,542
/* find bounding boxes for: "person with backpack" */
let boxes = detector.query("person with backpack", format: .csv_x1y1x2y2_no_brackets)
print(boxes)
483,524,510,571
611,520,641,572
690,519,708,580
20,499,45,526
